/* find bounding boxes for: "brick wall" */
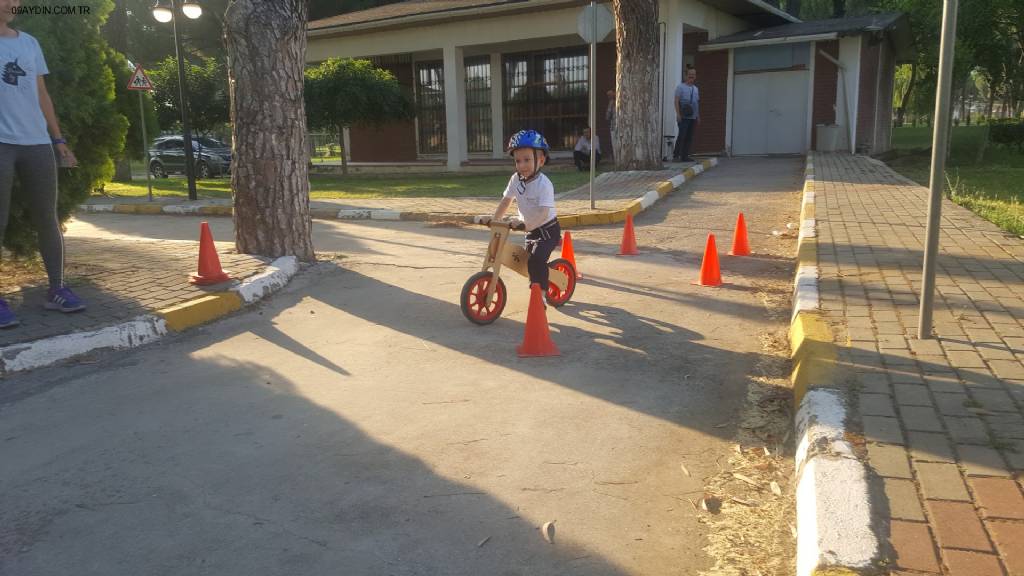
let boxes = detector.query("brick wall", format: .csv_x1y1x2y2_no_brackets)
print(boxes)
349,61,418,162
812,40,839,150
857,37,880,154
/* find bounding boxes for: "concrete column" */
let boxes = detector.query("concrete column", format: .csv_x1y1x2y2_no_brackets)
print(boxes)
837,35,861,152
490,53,504,159
663,12,684,148
443,44,467,171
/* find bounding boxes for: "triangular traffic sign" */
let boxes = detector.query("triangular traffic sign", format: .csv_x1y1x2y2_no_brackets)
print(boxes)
127,66,154,91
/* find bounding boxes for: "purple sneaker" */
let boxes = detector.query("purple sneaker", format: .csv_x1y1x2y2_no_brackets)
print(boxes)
0,298,18,328
45,286,86,313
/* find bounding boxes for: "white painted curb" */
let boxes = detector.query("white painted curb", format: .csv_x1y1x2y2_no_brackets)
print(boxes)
0,314,167,374
0,258,301,376
796,457,876,576
232,256,299,305
792,152,880,576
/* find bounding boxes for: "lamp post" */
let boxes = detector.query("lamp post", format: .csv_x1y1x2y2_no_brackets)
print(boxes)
152,0,203,201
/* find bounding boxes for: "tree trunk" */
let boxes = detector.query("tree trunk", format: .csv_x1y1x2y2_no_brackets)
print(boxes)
338,125,349,176
786,0,801,18
612,0,661,170
113,158,133,182
224,0,314,261
831,0,845,18
895,63,915,128
986,88,995,119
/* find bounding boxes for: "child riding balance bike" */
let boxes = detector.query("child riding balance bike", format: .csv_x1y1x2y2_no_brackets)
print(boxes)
460,130,577,325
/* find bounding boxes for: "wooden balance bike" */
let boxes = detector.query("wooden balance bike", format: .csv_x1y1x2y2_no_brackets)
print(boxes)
460,221,577,325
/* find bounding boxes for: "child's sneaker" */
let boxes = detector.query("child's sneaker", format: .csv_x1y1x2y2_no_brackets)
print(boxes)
0,298,18,328
44,287,86,313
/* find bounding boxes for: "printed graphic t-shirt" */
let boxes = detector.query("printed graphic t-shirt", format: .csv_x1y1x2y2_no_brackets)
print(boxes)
502,172,556,231
0,31,50,145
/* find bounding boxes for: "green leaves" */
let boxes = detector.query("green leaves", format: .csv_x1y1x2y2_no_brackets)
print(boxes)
147,55,229,136
303,58,414,131
5,0,127,256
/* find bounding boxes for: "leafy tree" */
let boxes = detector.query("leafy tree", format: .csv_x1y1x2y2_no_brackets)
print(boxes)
110,53,160,161
5,0,128,256
148,55,230,136
304,58,414,174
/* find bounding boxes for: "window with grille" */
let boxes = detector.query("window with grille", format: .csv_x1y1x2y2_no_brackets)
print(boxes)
465,56,492,153
415,61,447,154
503,48,589,151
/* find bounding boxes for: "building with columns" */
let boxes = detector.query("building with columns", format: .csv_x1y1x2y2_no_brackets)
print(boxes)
306,1,909,169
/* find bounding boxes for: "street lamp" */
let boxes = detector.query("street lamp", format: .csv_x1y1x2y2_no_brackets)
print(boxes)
152,0,203,201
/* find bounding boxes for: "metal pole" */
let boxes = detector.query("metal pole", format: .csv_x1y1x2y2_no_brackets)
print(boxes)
918,0,959,339
170,0,198,201
589,0,596,210
139,90,153,202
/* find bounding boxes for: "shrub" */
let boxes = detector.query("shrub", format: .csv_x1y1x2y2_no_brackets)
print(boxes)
4,0,127,256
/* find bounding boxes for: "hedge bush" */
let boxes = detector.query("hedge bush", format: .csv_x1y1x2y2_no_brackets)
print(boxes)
988,119,1024,151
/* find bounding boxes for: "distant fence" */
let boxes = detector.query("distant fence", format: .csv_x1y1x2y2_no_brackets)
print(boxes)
310,132,342,162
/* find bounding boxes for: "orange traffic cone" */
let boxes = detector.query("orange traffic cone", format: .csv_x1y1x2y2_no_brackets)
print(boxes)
693,233,723,287
560,231,582,278
728,212,751,256
618,213,639,256
517,284,560,357
190,222,231,285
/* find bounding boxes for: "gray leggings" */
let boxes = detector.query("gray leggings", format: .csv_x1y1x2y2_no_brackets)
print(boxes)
0,143,64,288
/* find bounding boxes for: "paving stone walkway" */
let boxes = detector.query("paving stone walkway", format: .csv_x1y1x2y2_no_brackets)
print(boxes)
815,153,1024,575
0,237,269,348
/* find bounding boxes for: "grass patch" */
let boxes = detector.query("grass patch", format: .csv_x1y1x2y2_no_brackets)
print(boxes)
97,170,599,201
886,125,1024,235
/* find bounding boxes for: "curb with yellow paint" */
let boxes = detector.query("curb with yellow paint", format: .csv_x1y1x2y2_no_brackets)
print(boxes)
81,159,719,229
791,153,882,576
0,256,300,376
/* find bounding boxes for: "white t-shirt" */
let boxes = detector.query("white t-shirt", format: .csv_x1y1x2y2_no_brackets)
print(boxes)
503,172,556,231
574,135,600,155
0,31,50,145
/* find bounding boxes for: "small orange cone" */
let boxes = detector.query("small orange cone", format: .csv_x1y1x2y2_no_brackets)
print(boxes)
560,231,582,278
728,212,751,256
190,221,231,285
693,233,723,287
618,213,639,256
517,284,560,357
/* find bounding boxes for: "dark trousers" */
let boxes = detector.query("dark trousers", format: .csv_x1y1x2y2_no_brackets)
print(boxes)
0,143,64,288
673,119,696,160
573,150,601,171
525,219,561,291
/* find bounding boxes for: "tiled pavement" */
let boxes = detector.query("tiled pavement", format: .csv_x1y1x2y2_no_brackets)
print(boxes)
0,236,269,348
815,153,1024,575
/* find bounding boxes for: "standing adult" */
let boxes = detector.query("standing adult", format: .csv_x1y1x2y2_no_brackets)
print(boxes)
605,88,616,159
0,0,86,329
673,67,700,162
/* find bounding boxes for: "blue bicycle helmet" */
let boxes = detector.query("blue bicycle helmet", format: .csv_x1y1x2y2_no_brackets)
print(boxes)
507,130,550,156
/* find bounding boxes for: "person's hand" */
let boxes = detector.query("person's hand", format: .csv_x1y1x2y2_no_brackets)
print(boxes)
509,218,526,231
55,143,77,167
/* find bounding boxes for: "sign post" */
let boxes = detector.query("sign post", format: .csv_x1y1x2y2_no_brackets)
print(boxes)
127,65,155,202
577,3,614,210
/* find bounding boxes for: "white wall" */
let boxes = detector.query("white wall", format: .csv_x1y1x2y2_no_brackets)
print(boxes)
660,0,749,152
308,6,596,62
837,35,861,152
